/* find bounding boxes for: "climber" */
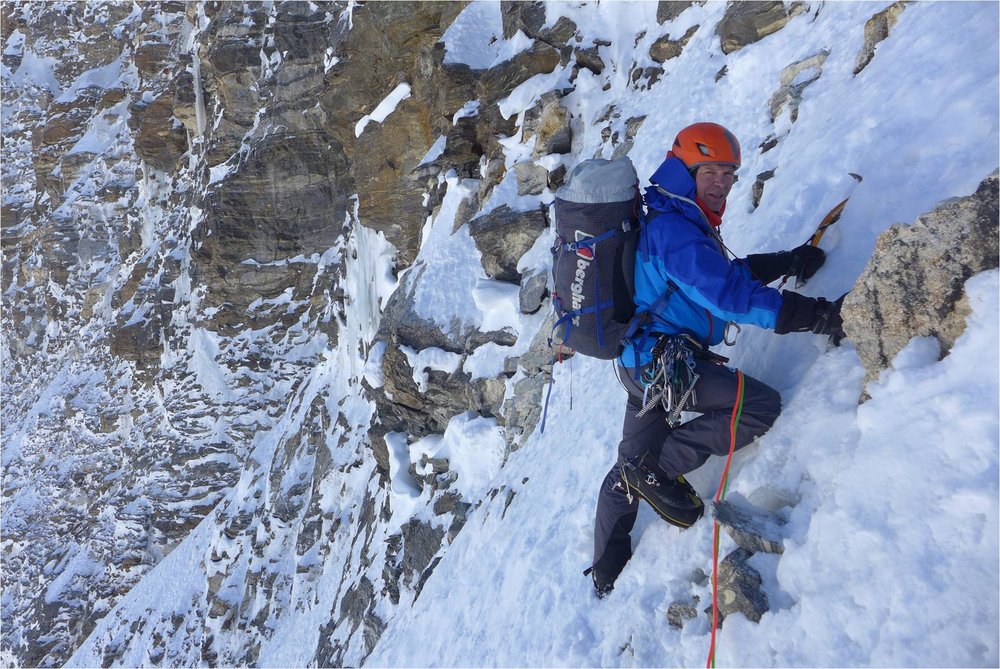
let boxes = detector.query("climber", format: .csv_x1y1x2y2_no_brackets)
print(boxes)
589,122,845,598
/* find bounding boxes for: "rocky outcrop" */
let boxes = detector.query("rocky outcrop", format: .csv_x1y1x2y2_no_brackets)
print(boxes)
315,3,471,268
5,2,987,667
855,1,909,75
712,499,786,555
374,336,508,451
670,499,786,629
657,1,697,25
611,115,647,161
501,315,557,450
500,1,578,52
192,131,353,335
716,1,808,55
129,94,189,172
649,25,699,63
842,171,999,389
713,548,769,624
769,50,829,123
523,91,573,158
468,205,549,283
752,169,776,209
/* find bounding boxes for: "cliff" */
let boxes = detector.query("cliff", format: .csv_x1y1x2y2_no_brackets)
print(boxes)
2,2,997,666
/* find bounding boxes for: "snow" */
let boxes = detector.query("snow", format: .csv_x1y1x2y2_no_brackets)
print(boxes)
453,99,481,124
349,208,399,315
440,0,534,69
418,134,448,166
407,175,486,329
386,430,421,520
410,413,506,503
26,1,996,667
369,277,999,667
364,2,999,667
400,345,463,393
8,45,61,94
362,340,387,389
67,99,130,156
472,278,520,333
56,60,124,103
354,82,412,137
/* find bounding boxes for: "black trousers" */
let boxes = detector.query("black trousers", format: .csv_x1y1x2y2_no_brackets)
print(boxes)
591,359,782,580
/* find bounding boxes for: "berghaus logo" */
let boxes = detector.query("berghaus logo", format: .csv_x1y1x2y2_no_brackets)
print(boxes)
574,230,594,260
570,230,593,324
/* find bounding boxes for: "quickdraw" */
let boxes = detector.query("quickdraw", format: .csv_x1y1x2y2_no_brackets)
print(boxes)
635,335,700,426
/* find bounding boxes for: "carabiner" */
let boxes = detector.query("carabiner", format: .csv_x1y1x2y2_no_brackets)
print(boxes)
723,321,742,346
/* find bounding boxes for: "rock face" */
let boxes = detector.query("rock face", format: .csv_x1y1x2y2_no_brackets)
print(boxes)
0,2,451,666
769,50,829,123
714,548,769,624
716,1,808,55
712,499,786,555
523,91,573,158
3,2,989,667
855,1,909,75
468,205,549,283
649,25,699,63
842,172,999,388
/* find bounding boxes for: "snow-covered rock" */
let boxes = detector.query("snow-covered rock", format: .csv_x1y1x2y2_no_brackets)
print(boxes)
2,2,997,668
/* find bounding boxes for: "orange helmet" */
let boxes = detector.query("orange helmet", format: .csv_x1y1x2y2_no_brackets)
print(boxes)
671,122,741,170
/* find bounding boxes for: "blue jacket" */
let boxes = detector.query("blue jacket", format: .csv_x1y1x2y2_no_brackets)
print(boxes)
621,156,783,367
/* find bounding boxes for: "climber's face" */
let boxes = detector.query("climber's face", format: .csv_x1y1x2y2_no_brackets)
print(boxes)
695,163,737,213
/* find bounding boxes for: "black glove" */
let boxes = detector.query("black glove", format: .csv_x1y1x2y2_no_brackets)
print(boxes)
745,245,826,284
744,251,794,284
789,243,826,281
774,291,845,338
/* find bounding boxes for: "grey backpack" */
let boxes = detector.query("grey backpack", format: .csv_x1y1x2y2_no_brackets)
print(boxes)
551,157,642,359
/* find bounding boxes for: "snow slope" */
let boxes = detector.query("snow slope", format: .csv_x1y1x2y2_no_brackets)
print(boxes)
53,1,999,667
366,2,999,667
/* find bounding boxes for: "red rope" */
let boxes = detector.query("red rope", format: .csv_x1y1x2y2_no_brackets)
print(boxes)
706,370,744,668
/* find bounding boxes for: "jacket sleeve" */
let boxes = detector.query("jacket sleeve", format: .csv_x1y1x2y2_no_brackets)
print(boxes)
643,214,783,329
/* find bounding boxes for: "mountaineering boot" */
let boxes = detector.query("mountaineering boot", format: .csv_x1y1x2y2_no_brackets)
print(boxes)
620,459,704,528
591,569,615,599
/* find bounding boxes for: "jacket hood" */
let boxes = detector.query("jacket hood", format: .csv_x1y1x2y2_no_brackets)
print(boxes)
645,154,725,227
644,154,696,212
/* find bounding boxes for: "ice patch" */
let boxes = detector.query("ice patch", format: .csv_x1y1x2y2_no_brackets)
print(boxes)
362,341,387,389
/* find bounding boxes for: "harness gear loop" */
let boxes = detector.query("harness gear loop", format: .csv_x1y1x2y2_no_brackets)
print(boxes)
634,334,700,426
